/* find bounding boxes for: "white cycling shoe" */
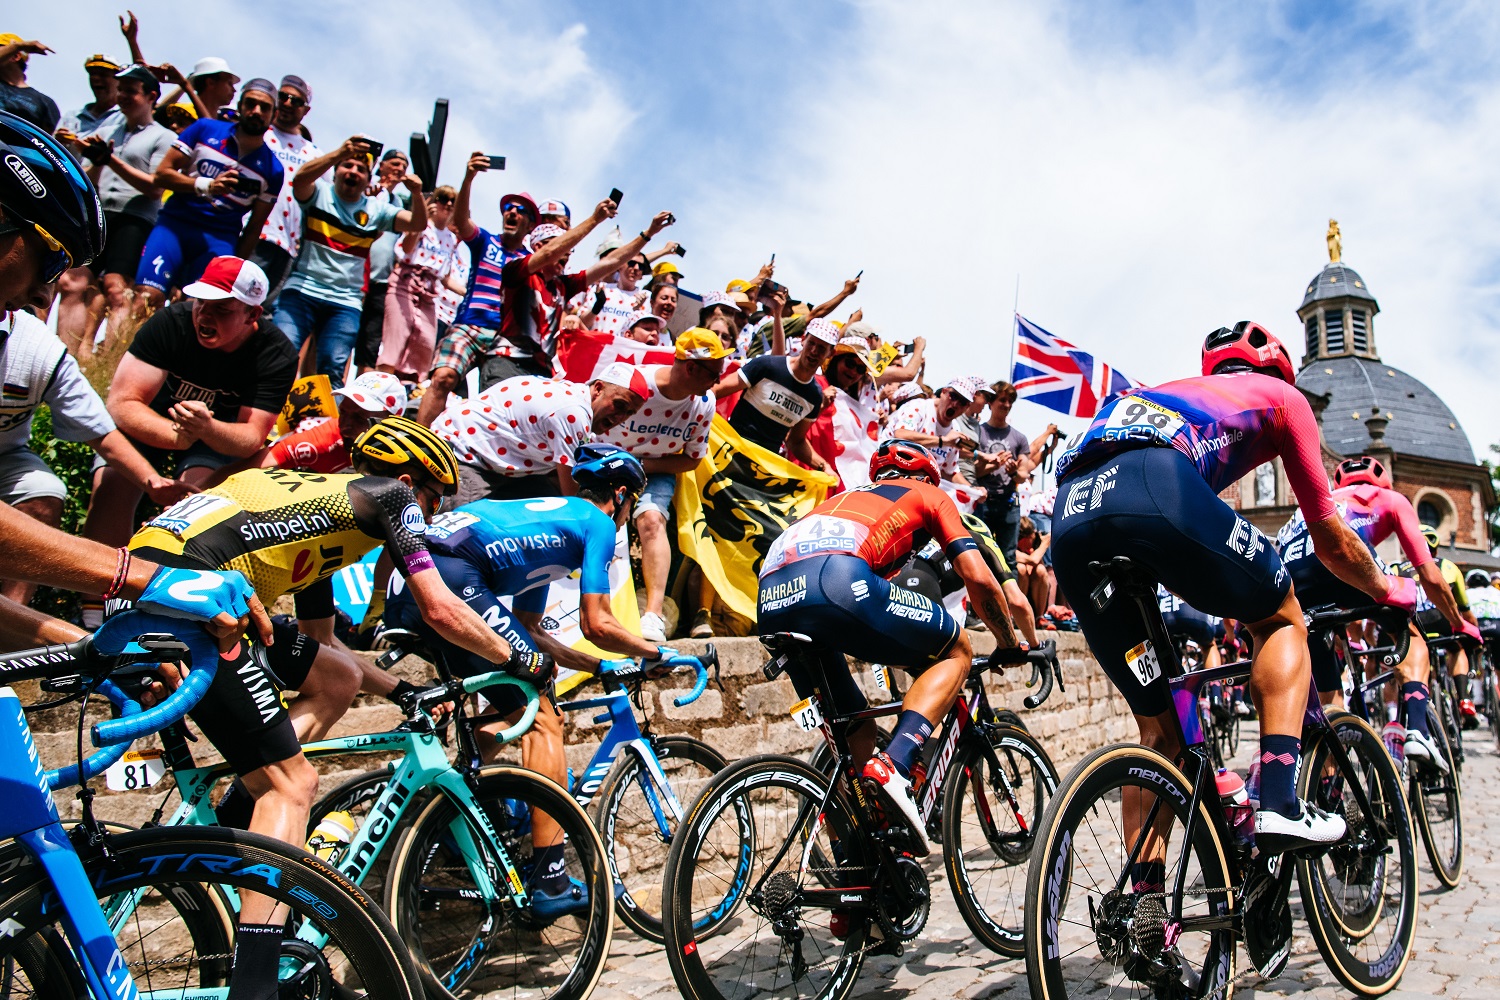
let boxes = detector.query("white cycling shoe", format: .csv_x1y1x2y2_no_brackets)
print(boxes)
861,752,931,857
1402,729,1450,774
638,611,667,643
1254,801,1346,853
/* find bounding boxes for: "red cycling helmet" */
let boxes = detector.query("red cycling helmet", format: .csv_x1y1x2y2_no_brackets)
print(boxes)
1201,321,1296,384
870,439,941,487
1333,455,1392,490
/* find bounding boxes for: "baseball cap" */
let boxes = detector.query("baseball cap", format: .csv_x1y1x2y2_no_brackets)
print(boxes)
279,74,312,103
593,362,652,400
0,35,21,48
624,311,666,331
334,371,407,415
181,256,269,306
526,223,566,251
189,57,239,83
890,381,928,405
240,78,276,102
84,54,121,71
805,318,841,346
698,290,743,316
379,148,407,164
114,64,158,89
725,279,754,294
942,377,977,402
155,102,198,130
676,328,731,361
844,320,880,341
648,261,682,287
537,198,570,220
500,191,538,218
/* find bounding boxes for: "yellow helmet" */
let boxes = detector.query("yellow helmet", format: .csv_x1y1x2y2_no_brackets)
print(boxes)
352,416,460,495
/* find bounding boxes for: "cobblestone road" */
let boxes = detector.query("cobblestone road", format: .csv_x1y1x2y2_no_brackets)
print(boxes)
592,726,1500,1000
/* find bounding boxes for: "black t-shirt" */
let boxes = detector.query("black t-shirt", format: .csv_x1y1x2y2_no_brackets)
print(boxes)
129,300,298,422
728,355,824,451
0,82,60,132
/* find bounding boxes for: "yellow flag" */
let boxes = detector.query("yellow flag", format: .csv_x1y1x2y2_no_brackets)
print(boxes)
675,415,837,620
275,375,339,437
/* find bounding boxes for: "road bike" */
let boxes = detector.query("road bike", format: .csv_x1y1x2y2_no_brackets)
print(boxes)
659,636,1059,1000
1023,557,1418,999
0,610,423,999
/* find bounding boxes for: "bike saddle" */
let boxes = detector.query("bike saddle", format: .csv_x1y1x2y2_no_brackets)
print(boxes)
759,632,816,654
1086,556,1157,593
374,627,436,669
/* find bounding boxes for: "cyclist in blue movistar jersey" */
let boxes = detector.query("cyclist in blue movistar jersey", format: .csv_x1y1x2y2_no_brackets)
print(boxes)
384,442,672,915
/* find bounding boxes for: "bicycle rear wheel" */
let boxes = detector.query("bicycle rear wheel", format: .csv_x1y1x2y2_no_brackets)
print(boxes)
1297,713,1418,996
942,723,1058,958
1409,709,1463,888
384,765,613,1000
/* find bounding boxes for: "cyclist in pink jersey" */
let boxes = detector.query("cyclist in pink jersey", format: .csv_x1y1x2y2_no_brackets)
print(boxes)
1053,321,1406,855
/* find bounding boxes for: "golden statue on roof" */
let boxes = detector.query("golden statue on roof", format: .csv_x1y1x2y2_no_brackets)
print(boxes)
1327,219,1341,263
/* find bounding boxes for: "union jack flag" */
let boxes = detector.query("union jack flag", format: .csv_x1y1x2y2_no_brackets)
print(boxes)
1011,315,1141,418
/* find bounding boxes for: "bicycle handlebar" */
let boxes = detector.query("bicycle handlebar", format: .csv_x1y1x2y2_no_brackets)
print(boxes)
90,613,220,747
1305,604,1411,668
45,680,139,790
456,672,540,744
980,640,1061,709
599,646,718,707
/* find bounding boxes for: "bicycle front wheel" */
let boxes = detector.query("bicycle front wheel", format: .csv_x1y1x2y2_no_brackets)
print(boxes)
1298,712,1419,996
1410,708,1463,888
1023,744,1235,1000
942,722,1058,958
384,765,613,1000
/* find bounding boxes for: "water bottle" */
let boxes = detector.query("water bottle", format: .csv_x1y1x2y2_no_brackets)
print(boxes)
1215,768,1254,847
1243,759,1261,809
305,810,357,864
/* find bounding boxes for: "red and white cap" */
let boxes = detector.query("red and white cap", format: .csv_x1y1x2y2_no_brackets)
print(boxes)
182,256,270,306
333,371,407,415
625,310,667,331
804,318,841,345
592,361,652,399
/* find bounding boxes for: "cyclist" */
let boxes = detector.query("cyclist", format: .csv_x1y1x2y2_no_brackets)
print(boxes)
384,442,672,915
757,439,1025,856
1411,524,1482,728
1051,322,1408,855
892,510,1042,648
1157,587,1223,670
1276,457,1475,768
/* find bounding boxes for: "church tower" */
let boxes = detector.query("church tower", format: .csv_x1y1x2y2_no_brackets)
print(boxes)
1296,219,1381,364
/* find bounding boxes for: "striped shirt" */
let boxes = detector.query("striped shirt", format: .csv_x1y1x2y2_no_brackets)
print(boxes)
283,179,402,310
455,226,529,331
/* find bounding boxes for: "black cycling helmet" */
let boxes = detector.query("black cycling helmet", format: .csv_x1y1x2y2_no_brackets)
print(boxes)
1466,569,1490,590
571,442,646,500
352,416,461,496
0,111,106,278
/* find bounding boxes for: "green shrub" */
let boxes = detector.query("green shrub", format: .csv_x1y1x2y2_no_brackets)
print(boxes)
27,405,97,621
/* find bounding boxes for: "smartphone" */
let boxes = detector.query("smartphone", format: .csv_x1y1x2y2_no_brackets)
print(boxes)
674,245,686,257
608,187,624,206
899,342,916,356
360,138,385,160
486,155,506,171
855,269,864,280
769,253,776,265
231,173,261,196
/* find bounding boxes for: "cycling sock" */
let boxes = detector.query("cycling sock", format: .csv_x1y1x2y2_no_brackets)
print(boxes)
1401,682,1430,737
1471,676,1485,703
534,842,569,894
216,778,256,830
1257,734,1301,818
1130,860,1164,893
886,710,934,778
80,601,104,630
226,922,281,1000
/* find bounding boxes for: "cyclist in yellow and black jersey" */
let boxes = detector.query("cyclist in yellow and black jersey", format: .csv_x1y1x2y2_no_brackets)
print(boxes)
1400,526,1481,723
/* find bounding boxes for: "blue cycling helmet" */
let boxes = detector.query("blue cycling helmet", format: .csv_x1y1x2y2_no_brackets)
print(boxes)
0,111,106,275
572,442,646,499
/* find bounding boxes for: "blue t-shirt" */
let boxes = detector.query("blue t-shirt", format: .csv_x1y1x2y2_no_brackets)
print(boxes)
455,226,528,330
420,496,616,613
156,119,285,237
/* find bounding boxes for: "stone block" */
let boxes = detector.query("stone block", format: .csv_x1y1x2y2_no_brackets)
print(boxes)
739,679,799,718
658,687,724,722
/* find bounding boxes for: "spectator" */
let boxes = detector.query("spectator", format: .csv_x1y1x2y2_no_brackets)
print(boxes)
888,377,981,490
57,53,120,136
621,310,667,346
951,375,995,484
434,238,470,345
971,381,1051,569
580,249,649,335
0,36,59,131
377,185,460,380
352,147,411,375
713,315,837,471
414,153,536,425
537,198,570,230
1015,515,1051,627
251,74,320,301
0,307,192,604
434,362,650,504
741,272,861,358
649,260,682,287
698,290,746,342
135,79,284,316
62,64,173,359
272,136,426,388
649,281,678,328
606,328,725,641
83,256,296,567
182,56,239,119
153,100,196,135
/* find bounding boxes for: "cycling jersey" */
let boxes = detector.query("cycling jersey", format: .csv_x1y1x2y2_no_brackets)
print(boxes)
1276,484,1430,571
1157,586,1224,648
128,469,435,604
155,119,285,237
1057,371,1337,524
761,479,978,580
1441,558,1469,611
264,418,350,474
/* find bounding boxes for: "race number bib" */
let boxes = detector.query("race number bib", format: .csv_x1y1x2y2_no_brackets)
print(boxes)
1124,640,1162,686
763,515,868,573
789,696,824,732
146,493,237,538
105,749,165,791
1102,397,1185,444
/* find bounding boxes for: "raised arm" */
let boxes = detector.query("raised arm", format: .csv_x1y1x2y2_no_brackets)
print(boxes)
293,136,366,202
582,211,675,285
807,274,861,320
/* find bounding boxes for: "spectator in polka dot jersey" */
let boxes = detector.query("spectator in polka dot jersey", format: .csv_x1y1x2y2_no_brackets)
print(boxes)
436,362,651,506
605,328,727,642
621,310,668,346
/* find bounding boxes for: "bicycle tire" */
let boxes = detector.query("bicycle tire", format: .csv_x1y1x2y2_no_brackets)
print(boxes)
1410,706,1463,888
1486,659,1500,753
0,929,77,1000
383,764,613,1000
941,722,1058,958
1023,743,1236,1000
593,734,727,942
0,827,422,999
662,754,869,1000
1297,712,1418,996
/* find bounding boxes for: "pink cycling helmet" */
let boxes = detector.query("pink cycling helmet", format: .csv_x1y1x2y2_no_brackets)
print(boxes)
1201,321,1295,384
1333,455,1392,490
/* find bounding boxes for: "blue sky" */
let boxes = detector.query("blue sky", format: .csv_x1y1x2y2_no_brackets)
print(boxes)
15,1,1500,458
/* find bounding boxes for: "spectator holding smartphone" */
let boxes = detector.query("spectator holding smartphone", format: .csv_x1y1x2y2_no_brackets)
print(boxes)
353,148,412,375
377,185,460,380
251,75,320,302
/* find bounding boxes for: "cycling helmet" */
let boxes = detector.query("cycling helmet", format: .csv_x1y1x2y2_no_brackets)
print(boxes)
870,439,941,487
1421,525,1440,551
352,416,460,496
0,111,106,275
1332,455,1392,490
571,442,646,500
1201,321,1295,384
1466,569,1490,590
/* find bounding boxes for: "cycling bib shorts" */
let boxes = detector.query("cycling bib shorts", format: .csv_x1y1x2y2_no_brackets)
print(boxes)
135,218,237,294
189,618,320,775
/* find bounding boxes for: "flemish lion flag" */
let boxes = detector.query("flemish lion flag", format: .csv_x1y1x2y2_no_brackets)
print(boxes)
274,374,338,437
675,415,838,620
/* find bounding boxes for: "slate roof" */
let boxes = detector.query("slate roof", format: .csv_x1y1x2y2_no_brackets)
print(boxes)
1296,355,1475,465
1301,263,1378,310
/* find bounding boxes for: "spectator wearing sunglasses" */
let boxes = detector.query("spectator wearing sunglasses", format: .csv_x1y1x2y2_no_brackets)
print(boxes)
582,252,650,336
251,75,320,303
414,152,536,425
377,185,461,380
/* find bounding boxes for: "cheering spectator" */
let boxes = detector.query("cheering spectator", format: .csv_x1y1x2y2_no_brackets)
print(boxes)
0,35,59,131
434,239,470,343
57,52,120,135
434,362,650,504
581,250,650,335
649,281,678,328
971,381,1056,568
135,79,284,315
272,137,426,388
698,290,746,338
0,307,192,604
889,377,982,489
537,198,570,229
83,256,295,577
713,316,837,471
606,329,725,641
742,272,861,358
649,260,682,287
376,185,460,380
251,74,320,300
181,56,239,120
414,154,536,425
621,310,668,346
353,148,412,375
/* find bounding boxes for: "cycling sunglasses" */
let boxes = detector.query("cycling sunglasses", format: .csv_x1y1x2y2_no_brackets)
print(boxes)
277,92,307,108
623,259,648,270
501,201,535,217
0,218,72,285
